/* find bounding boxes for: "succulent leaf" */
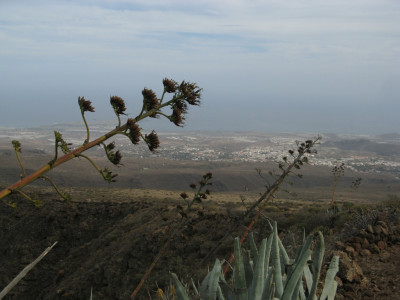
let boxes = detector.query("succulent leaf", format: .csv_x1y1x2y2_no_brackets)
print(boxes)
249,238,267,300
306,232,324,300
319,256,339,300
199,259,222,300
243,250,254,289
233,237,248,300
249,232,258,260
272,222,283,298
170,273,190,300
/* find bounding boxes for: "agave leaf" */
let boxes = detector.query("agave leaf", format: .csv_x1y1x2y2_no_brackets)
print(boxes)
233,237,248,300
303,264,313,294
219,276,235,300
170,273,190,300
281,249,312,300
261,268,274,300
264,233,273,278
243,250,254,289
192,278,199,296
271,222,283,298
307,232,324,300
217,285,224,300
249,238,267,300
278,238,290,266
320,256,339,300
200,259,222,300
296,235,313,265
249,231,259,260
293,277,306,300
200,272,212,296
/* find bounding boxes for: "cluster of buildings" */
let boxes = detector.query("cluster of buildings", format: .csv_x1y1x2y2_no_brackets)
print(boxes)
1,127,399,179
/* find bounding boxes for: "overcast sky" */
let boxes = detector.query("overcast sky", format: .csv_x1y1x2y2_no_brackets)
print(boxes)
0,0,399,134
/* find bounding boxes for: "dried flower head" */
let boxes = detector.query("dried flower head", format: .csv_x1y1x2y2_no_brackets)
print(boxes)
110,96,127,115
203,172,213,180
126,119,141,144
101,167,118,182
179,81,202,106
12,140,22,152
189,183,196,189
142,88,159,114
106,142,116,151
54,131,71,154
109,150,122,165
170,106,185,126
352,177,362,189
180,192,189,199
78,96,95,113
145,131,160,152
163,78,178,93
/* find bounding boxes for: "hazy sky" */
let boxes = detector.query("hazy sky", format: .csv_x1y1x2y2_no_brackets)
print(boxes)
0,0,399,134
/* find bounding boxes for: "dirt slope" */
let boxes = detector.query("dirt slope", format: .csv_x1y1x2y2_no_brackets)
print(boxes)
1,193,399,299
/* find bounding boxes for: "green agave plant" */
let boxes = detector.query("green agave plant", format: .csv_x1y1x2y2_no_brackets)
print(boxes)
171,221,339,300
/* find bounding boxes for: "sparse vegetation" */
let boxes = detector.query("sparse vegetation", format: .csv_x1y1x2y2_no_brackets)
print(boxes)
170,222,339,300
1,80,399,299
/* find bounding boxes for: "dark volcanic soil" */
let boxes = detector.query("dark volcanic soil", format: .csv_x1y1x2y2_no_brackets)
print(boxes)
0,193,260,299
1,192,399,299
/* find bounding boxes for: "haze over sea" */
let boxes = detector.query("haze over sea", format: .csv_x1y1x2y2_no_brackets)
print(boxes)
0,0,399,134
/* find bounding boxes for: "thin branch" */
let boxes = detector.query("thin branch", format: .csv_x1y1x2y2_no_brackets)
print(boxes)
0,242,58,299
200,137,320,265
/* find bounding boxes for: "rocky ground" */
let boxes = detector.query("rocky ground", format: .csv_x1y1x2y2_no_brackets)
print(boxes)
334,213,400,299
0,190,399,299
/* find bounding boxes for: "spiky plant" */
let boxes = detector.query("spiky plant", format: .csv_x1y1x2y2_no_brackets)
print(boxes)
170,222,339,300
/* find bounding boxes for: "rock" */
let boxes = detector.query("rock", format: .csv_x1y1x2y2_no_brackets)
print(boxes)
373,225,382,235
381,226,389,236
360,249,371,256
359,229,368,237
376,220,388,229
335,276,343,287
345,246,356,257
379,250,390,262
369,243,380,254
376,213,387,222
377,240,386,250
334,250,364,283
353,242,361,253
336,241,346,250
362,238,369,249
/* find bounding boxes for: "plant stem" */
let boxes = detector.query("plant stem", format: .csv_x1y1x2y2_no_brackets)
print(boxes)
130,225,181,299
200,137,320,265
0,98,177,201
159,90,166,105
81,111,90,144
40,176,69,202
0,242,58,298
11,189,36,204
0,126,120,200
14,149,26,178
76,154,102,173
